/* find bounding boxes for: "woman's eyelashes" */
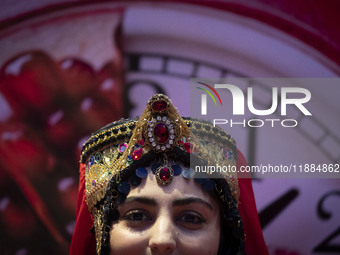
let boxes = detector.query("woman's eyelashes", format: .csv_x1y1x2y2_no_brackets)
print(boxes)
177,211,206,225
120,208,206,229
176,211,206,230
121,209,152,227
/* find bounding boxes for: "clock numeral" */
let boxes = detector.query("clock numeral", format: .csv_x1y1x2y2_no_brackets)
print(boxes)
313,191,340,253
317,191,340,220
314,227,340,253
259,188,299,229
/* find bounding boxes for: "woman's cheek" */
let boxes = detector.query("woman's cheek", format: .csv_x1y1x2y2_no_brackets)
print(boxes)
176,227,220,255
109,224,148,255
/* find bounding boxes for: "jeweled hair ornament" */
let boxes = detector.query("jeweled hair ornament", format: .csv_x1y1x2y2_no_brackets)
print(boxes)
80,94,243,255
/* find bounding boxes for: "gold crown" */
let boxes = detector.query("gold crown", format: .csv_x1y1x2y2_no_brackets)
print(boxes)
81,94,239,214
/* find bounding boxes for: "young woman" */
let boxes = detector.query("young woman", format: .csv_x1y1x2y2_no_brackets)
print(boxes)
70,94,268,255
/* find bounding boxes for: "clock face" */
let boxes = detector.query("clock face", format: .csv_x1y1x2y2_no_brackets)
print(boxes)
122,5,340,255
123,52,340,255
0,2,340,255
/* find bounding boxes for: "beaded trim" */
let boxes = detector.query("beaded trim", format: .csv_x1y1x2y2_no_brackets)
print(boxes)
81,120,136,164
81,119,236,164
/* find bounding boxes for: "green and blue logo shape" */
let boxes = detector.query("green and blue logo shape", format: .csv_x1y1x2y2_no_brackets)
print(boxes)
196,82,222,115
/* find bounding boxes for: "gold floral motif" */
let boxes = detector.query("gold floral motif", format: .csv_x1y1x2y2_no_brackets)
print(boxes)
102,147,117,167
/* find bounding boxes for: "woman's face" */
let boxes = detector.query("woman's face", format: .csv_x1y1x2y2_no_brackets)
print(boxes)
109,167,221,255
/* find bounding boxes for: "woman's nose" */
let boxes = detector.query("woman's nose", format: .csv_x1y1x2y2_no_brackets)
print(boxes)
149,214,177,254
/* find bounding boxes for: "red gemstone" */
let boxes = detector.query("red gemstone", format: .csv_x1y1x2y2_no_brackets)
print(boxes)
152,100,167,112
160,167,170,181
184,142,195,153
154,123,169,144
138,139,145,146
131,148,143,160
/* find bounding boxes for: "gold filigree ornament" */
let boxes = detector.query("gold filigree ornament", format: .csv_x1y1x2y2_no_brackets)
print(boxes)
82,120,136,212
85,148,120,212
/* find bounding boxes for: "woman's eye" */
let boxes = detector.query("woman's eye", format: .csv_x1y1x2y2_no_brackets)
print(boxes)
177,211,206,225
122,210,151,222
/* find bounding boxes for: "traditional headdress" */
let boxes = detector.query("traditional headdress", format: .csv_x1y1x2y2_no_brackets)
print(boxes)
79,94,244,254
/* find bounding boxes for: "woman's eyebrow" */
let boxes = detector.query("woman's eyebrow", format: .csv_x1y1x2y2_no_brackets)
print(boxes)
172,197,213,211
124,196,158,206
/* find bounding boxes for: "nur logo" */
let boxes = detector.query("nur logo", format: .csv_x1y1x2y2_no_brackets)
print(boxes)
197,83,312,116
196,82,223,115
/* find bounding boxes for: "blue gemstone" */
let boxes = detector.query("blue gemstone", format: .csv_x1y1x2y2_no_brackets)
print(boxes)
127,155,133,162
92,180,97,187
118,181,130,193
136,167,148,178
119,143,127,153
89,156,95,166
172,164,182,176
182,168,195,178
228,151,233,160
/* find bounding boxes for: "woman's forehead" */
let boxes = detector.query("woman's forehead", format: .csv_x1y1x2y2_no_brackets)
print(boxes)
127,167,216,206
